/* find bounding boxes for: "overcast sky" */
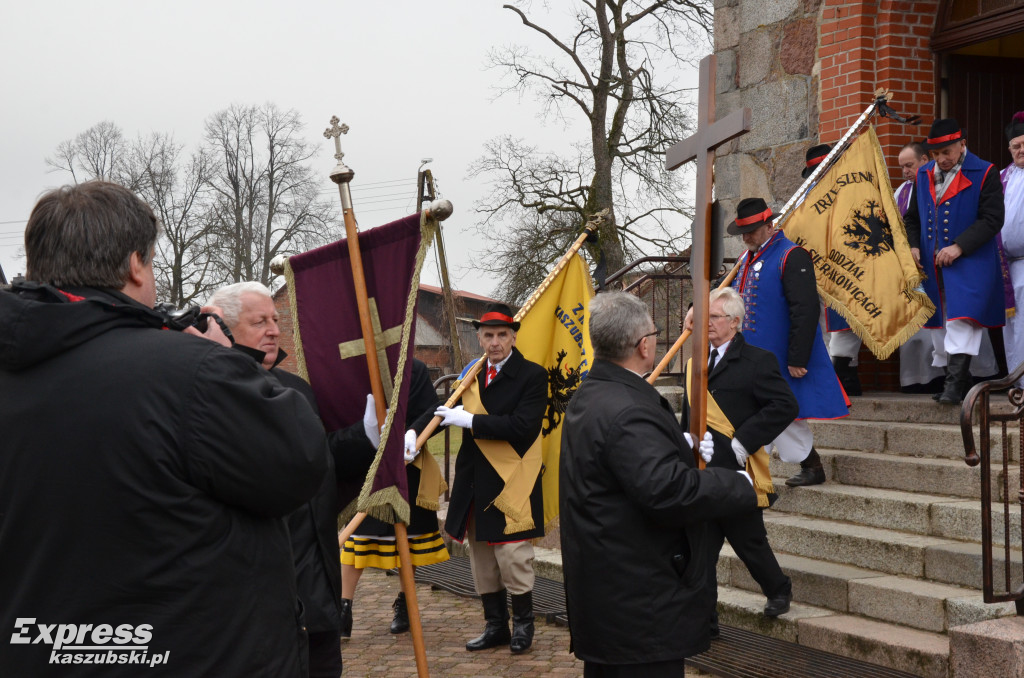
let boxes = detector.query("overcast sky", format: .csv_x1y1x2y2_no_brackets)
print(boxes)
0,1,700,297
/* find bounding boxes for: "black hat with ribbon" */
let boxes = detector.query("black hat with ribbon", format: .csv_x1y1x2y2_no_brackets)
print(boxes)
727,197,778,235
924,118,966,150
472,302,520,331
1006,111,1024,143
802,144,832,179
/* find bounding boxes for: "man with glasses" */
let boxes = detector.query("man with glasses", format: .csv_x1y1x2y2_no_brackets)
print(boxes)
561,291,757,677
690,198,849,487
683,287,799,631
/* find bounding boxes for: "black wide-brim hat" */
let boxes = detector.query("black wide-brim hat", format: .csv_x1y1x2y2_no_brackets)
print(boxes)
924,118,966,150
1006,112,1024,142
727,197,778,235
802,143,832,179
472,302,520,331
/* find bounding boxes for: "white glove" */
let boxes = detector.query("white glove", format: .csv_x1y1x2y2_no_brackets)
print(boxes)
737,470,753,486
435,405,473,429
363,394,380,448
683,432,694,448
699,431,714,464
732,438,749,469
403,429,421,463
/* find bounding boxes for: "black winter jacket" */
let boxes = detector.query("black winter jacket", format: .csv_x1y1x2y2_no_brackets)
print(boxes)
559,360,757,664
0,283,328,677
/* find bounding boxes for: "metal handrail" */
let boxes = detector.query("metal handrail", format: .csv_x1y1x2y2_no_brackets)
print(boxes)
961,365,1024,614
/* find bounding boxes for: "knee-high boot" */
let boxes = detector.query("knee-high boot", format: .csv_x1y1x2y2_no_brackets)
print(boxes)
509,591,535,654
465,590,510,651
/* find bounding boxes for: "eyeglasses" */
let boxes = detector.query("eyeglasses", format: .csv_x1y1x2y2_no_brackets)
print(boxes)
633,329,660,348
709,313,732,321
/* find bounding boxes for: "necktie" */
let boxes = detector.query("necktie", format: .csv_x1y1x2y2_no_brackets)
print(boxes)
487,365,497,386
708,348,719,372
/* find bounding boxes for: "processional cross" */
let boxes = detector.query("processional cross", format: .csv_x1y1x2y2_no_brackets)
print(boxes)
665,55,751,455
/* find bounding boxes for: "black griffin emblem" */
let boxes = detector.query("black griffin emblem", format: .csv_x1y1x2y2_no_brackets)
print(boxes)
842,199,894,257
542,349,584,436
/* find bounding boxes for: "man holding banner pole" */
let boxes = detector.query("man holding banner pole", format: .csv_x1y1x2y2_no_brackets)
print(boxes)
416,302,547,655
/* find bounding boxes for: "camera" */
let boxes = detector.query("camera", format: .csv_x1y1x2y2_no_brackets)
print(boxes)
154,303,234,343
154,303,211,332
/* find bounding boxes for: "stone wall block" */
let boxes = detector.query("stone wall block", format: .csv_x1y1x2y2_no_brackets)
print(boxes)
715,6,740,51
781,17,817,75
770,141,813,201
716,49,737,94
738,28,775,88
737,77,810,153
739,0,799,33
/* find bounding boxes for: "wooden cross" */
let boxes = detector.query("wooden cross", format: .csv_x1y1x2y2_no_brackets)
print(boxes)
665,54,751,453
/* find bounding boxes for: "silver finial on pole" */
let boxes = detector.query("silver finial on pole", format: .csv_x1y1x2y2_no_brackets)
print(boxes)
324,116,354,186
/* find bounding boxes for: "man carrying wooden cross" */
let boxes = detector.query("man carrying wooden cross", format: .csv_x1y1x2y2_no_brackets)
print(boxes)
412,302,547,654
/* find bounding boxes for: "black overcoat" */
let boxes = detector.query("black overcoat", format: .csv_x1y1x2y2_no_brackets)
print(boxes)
559,359,757,665
681,332,798,467
416,346,547,543
0,284,328,677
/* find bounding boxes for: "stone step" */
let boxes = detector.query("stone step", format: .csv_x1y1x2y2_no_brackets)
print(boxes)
924,541,1024,591
808,418,1018,461
772,449,1006,501
715,584,949,678
718,547,1014,633
763,512,961,578
768,479,1022,548
846,392,1019,425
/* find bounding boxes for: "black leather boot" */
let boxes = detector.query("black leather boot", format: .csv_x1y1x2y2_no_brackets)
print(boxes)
509,591,535,654
390,592,409,634
465,590,510,651
832,356,862,396
339,598,353,638
785,448,826,487
938,354,972,404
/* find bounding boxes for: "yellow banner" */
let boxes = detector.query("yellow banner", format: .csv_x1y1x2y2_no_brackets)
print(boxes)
514,254,594,527
783,126,934,359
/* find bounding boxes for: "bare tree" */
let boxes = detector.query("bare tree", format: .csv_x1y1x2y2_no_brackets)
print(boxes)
203,103,338,287
472,0,711,301
124,133,215,305
46,121,135,187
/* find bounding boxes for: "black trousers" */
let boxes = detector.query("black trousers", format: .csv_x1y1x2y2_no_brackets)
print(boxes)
308,630,342,678
706,507,790,607
584,659,685,677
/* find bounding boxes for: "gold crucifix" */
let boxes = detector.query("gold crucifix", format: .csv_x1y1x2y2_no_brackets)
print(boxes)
337,298,404,402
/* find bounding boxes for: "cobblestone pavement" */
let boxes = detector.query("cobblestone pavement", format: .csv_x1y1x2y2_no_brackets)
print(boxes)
340,568,712,677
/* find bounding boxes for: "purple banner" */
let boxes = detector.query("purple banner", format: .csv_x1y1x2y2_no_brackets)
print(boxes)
288,213,422,504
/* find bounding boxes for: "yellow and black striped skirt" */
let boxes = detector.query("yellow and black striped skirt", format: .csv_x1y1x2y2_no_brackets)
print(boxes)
340,531,449,570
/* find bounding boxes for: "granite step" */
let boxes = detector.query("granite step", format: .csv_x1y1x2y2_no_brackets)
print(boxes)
762,512,961,578
715,584,950,678
808,417,1018,461
769,449,1007,501
767,479,1022,548
718,547,1014,632
846,392,1018,425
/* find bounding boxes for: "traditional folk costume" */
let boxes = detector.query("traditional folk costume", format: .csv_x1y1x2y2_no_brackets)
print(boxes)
1000,113,1024,384
339,358,449,635
903,119,1006,403
415,303,548,655
729,198,849,487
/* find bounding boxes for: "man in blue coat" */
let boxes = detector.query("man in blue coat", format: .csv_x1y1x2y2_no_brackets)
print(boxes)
903,118,1006,404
